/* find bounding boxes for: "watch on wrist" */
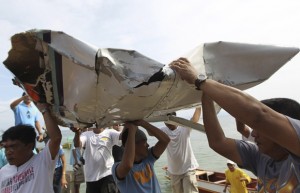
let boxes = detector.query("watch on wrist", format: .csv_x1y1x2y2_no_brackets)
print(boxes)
194,74,207,90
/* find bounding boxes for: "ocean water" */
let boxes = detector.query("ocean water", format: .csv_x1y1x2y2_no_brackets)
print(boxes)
57,110,255,193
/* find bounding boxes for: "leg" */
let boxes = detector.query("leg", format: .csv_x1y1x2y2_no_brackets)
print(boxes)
99,175,118,193
182,170,198,193
53,167,62,193
86,180,101,193
170,174,183,193
74,183,80,193
74,167,85,193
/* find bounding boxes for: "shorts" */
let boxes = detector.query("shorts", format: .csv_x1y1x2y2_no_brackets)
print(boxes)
74,166,85,184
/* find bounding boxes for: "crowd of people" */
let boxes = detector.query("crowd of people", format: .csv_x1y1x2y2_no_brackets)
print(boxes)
0,57,299,193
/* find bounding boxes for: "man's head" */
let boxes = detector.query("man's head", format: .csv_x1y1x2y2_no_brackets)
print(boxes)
164,112,178,130
1,125,36,166
93,123,104,134
112,124,123,132
22,92,32,105
121,128,149,159
252,98,300,155
226,160,236,172
121,128,147,146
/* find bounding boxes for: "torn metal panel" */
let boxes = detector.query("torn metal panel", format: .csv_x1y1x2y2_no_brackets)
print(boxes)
3,29,299,129
202,41,299,89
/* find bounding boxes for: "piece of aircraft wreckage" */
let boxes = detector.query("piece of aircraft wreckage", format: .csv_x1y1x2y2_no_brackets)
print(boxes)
3,29,299,131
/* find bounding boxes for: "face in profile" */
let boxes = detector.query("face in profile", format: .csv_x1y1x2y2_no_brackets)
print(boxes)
112,124,123,132
227,163,235,172
251,129,279,155
23,95,32,104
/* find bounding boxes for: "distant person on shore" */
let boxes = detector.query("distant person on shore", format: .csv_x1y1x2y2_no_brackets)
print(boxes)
10,92,44,142
72,125,121,193
170,57,300,192
112,120,170,193
223,160,251,193
159,108,201,193
0,103,62,193
53,146,67,193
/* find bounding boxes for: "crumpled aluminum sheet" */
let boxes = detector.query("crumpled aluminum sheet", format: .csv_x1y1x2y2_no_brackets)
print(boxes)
3,29,299,128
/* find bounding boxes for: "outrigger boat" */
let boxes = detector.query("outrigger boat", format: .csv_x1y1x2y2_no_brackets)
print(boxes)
163,167,258,193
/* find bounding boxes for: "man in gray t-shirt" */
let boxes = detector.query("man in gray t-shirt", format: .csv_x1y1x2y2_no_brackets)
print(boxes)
237,116,300,192
171,58,300,193
204,97,300,192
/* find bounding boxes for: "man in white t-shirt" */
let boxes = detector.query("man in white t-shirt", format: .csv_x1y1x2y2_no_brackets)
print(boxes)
160,108,201,193
72,126,121,193
0,103,61,193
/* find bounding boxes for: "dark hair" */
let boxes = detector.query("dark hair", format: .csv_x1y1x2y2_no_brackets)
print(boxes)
121,128,147,147
261,98,300,120
2,125,36,150
22,92,26,96
121,128,129,147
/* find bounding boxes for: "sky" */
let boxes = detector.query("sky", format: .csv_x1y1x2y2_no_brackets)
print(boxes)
1,0,300,130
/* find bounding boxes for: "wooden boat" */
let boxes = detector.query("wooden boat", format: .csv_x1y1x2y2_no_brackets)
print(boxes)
62,142,72,149
163,167,258,193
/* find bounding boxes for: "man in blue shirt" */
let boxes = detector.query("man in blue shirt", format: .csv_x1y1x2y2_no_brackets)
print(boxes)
10,92,44,142
112,120,170,193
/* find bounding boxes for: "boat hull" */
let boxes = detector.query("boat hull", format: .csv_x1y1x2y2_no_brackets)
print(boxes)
164,168,257,193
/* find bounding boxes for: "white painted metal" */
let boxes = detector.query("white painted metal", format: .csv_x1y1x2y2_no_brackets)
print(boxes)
3,29,299,128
